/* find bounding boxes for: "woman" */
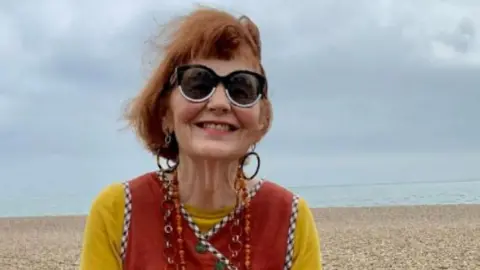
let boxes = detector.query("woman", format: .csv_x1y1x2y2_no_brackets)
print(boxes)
80,7,322,270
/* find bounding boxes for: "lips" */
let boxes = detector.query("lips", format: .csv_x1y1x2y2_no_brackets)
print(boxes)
195,122,239,132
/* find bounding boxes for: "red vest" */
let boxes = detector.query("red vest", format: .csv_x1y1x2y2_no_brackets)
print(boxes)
122,172,296,270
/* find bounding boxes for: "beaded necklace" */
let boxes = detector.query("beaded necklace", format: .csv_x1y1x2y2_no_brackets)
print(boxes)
160,170,251,270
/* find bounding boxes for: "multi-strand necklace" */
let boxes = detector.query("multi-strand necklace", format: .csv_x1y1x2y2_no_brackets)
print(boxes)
160,170,252,270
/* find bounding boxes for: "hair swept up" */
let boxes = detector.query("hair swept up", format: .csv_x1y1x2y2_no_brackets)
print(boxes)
124,6,272,160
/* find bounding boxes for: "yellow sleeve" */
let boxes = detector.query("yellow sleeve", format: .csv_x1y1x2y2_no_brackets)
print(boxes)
80,183,125,270
291,197,323,270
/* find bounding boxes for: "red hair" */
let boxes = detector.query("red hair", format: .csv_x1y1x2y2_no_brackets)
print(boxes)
125,7,272,160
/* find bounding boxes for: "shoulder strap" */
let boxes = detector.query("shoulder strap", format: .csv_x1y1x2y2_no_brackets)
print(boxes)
284,194,300,270
120,181,132,261
120,171,159,262
249,181,300,269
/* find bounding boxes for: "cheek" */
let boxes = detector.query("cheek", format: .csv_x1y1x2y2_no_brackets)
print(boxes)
175,105,202,125
235,107,262,131
170,95,204,126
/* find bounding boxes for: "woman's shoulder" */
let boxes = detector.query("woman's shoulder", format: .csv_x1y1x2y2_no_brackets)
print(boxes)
89,182,126,216
88,171,160,215
252,179,299,207
256,179,297,198
81,182,128,267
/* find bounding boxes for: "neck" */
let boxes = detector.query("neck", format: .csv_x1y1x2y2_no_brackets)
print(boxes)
175,154,239,211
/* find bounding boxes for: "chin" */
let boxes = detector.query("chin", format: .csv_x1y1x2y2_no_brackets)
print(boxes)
192,143,244,160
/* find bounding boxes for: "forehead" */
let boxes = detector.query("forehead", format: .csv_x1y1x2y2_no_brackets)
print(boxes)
189,59,258,76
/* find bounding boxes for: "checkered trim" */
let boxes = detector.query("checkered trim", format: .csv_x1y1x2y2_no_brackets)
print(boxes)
201,238,236,269
181,180,263,239
120,182,132,261
283,195,300,270
180,180,264,270
179,208,237,269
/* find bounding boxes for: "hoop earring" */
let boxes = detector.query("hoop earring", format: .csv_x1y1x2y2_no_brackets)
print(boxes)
239,150,261,180
156,133,178,172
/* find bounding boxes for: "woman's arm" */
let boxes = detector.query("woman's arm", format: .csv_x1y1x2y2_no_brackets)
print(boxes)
291,197,323,270
80,183,125,270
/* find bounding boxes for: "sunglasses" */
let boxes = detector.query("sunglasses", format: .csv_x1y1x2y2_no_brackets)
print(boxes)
170,64,267,108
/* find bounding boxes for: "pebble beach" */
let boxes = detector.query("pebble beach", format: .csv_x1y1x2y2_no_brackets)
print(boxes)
0,204,479,270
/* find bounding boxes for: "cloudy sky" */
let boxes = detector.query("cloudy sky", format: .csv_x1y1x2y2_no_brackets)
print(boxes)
1,0,479,215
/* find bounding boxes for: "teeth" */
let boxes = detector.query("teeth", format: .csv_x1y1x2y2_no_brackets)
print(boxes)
202,123,231,131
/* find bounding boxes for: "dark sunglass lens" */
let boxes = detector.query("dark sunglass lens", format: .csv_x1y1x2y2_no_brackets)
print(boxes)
227,74,261,105
180,67,216,100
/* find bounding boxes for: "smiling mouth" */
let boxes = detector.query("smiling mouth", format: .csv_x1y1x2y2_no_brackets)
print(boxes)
195,122,239,132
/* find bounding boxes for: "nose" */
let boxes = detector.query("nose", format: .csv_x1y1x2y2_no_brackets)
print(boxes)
206,84,231,114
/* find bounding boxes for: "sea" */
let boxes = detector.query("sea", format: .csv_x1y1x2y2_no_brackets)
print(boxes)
1,179,480,217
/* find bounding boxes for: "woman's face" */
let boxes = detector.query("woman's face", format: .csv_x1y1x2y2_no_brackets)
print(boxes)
166,58,265,160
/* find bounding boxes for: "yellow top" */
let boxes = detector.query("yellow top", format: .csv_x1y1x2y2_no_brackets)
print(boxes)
80,182,322,269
